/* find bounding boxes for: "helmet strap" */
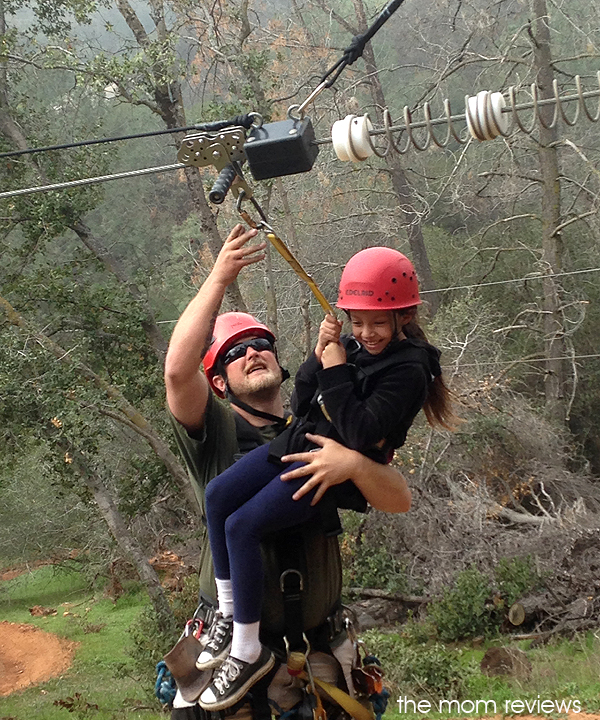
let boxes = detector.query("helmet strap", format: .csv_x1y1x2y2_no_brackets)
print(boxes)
225,388,288,425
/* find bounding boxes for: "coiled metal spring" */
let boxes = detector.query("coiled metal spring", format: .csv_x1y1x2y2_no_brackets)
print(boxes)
327,71,600,159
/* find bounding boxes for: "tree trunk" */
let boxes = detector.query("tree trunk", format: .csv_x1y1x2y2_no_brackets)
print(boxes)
276,178,313,356
115,0,248,314
64,440,175,627
0,294,200,518
351,0,440,317
530,0,567,424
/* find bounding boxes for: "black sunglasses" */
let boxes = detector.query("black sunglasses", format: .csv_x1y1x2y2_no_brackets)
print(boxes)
222,337,274,366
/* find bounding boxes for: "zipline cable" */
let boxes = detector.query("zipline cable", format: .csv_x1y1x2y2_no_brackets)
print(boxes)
442,353,600,369
0,0,409,162
0,114,256,160
153,267,600,322
0,163,184,199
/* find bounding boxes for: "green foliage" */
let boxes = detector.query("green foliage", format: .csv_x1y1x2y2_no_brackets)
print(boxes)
0,567,164,719
428,567,498,642
361,629,477,700
342,535,409,594
495,555,542,607
168,572,201,628
428,558,543,642
5,0,97,36
127,603,179,678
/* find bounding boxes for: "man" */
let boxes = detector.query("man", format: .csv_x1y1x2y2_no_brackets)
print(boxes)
164,224,411,718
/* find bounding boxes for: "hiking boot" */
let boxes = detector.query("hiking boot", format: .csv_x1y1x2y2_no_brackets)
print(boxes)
195,612,233,670
198,646,275,711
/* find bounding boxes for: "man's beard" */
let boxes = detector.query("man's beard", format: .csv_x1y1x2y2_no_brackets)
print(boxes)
227,366,282,401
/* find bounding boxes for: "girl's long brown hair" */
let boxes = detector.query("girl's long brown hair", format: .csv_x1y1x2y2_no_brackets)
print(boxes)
401,312,459,431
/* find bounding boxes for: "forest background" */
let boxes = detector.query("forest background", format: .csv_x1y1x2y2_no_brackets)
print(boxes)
2,0,600,676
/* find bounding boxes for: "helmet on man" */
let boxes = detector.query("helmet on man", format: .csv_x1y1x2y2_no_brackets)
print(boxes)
336,247,421,311
203,312,276,398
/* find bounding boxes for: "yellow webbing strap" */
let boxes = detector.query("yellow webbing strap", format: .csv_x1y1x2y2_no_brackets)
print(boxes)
297,672,375,720
264,232,335,316
238,209,334,315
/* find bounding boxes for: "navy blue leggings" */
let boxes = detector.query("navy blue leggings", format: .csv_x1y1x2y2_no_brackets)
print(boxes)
205,443,318,624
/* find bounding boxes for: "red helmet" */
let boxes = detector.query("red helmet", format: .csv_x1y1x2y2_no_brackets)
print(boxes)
203,312,275,397
336,247,421,311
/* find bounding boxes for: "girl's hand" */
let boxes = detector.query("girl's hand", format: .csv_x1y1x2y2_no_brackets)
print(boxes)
321,341,346,368
315,314,342,362
280,433,356,505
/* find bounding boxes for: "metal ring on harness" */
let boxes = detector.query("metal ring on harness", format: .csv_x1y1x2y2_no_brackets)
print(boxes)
284,632,311,659
280,568,304,592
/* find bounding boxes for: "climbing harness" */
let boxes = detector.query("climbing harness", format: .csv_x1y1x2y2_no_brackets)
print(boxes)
345,624,390,720
285,638,375,720
162,598,216,704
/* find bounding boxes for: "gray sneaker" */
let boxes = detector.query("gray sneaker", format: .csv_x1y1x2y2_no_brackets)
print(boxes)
195,612,233,670
198,646,275,711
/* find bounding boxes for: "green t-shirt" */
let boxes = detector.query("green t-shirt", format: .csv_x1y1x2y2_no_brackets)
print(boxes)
170,393,342,636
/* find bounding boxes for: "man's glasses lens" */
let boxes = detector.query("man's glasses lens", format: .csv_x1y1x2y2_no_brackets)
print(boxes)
223,338,274,365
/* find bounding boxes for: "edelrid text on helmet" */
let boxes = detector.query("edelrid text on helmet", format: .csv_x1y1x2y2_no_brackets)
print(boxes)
203,312,275,398
337,247,421,311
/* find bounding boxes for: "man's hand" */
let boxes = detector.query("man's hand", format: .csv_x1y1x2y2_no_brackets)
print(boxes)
211,224,267,287
280,433,357,505
314,314,343,362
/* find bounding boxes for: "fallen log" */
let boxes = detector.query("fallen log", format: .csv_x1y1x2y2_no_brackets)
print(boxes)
346,588,430,604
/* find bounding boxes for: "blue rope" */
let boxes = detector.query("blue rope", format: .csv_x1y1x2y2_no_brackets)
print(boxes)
370,688,390,720
155,660,177,706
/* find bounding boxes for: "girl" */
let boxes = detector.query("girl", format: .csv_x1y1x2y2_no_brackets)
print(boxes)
197,247,455,711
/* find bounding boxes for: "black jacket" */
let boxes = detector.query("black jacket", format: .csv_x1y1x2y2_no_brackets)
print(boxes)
269,335,441,514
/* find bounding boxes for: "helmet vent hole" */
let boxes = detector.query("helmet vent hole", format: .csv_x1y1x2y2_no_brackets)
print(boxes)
402,272,407,277
391,277,397,283
378,297,382,302
391,297,395,301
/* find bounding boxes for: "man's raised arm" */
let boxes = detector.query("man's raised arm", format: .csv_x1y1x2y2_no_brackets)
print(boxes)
164,225,266,431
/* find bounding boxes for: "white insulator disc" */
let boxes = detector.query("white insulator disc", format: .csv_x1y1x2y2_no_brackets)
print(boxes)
332,115,354,162
489,92,508,135
477,91,496,140
348,115,374,161
465,95,485,141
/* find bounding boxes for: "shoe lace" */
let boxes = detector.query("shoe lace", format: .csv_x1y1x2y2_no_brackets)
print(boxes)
206,615,231,652
212,656,243,694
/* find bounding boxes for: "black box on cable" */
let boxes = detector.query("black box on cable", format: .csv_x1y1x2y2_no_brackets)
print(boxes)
244,117,319,181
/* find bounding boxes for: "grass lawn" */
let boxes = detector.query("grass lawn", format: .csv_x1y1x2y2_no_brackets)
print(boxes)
376,631,600,720
0,565,166,719
3,566,600,720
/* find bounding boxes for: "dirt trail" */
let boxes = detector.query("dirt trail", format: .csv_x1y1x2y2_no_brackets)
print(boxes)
0,621,78,696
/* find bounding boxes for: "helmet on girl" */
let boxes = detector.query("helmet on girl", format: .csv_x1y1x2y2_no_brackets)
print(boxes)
336,247,421,311
203,312,276,398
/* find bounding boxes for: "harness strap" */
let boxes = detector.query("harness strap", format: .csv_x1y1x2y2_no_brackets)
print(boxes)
228,392,290,425
296,672,375,720
277,532,306,652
